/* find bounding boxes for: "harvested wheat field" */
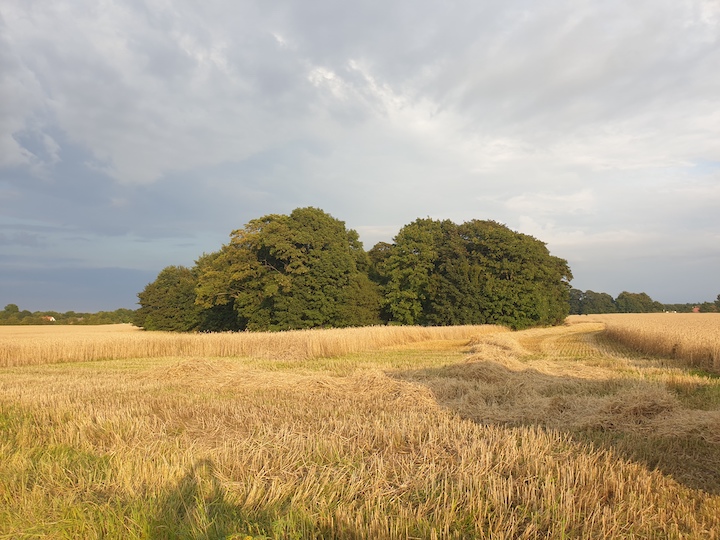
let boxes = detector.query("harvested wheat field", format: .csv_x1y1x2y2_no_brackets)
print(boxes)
1,319,719,539
570,313,720,374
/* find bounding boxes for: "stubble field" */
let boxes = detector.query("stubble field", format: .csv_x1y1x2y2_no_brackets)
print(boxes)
1,316,719,539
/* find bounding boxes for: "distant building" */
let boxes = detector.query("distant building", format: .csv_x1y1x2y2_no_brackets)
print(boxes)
42,316,56,322
692,306,701,313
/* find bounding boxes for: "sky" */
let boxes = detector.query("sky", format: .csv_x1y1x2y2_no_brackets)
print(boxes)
1,0,719,312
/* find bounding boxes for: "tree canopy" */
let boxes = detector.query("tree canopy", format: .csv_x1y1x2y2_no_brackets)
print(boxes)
133,266,204,331
374,218,572,329
569,289,618,314
567,289,695,314
614,291,664,313
135,208,575,332
195,207,382,331
0,303,134,325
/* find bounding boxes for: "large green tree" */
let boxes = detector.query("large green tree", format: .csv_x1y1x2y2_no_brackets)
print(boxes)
569,289,584,315
569,289,617,314
0,304,19,324
583,290,617,314
134,266,203,331
373,218,446,325
195,207,382,331
614,291,663,313
698,301,718,313
374,218,572,329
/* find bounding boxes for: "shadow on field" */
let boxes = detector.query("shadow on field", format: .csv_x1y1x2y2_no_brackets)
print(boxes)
391,359,720,495
151,459,299,539
151,459,246,539
151,459,352,540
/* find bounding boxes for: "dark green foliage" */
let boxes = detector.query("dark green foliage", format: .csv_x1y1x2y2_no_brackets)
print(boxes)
583,291,617,314
661,303,695,313
3,304,19,315
662,302,719,313
190,252,243,332
569,289,584,315
0,304,135,325
569,289,617,314
373,218,573,329
697,301,718,313
195,207,383,331
570,290,717,315
367,242,393,284
135,208,576,332
373,218,446,325
615,291,664,313
134,266,203,331
0,304,23,325
76,309,135,324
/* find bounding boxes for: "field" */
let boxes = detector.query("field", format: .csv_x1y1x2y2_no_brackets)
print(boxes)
570,313,720,374
1,317,720,539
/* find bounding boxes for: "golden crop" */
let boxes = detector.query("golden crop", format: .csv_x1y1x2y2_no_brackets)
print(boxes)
569,313,720,374
0,323,503,368
1,319,719,538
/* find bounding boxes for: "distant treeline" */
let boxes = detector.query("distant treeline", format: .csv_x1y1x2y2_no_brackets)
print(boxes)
0,304,135,325
135,207,573,332
569,289,720,315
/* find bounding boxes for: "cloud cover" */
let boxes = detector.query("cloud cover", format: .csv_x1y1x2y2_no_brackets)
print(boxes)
1,0,719,311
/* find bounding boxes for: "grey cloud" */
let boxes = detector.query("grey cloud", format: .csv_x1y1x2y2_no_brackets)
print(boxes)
1,0,719,309
0,231,45,247
1,123,335,244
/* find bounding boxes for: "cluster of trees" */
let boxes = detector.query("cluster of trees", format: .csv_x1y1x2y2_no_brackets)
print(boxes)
0,304,135,325
662,299,719,313
570,290,720,315
135,207,573,332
